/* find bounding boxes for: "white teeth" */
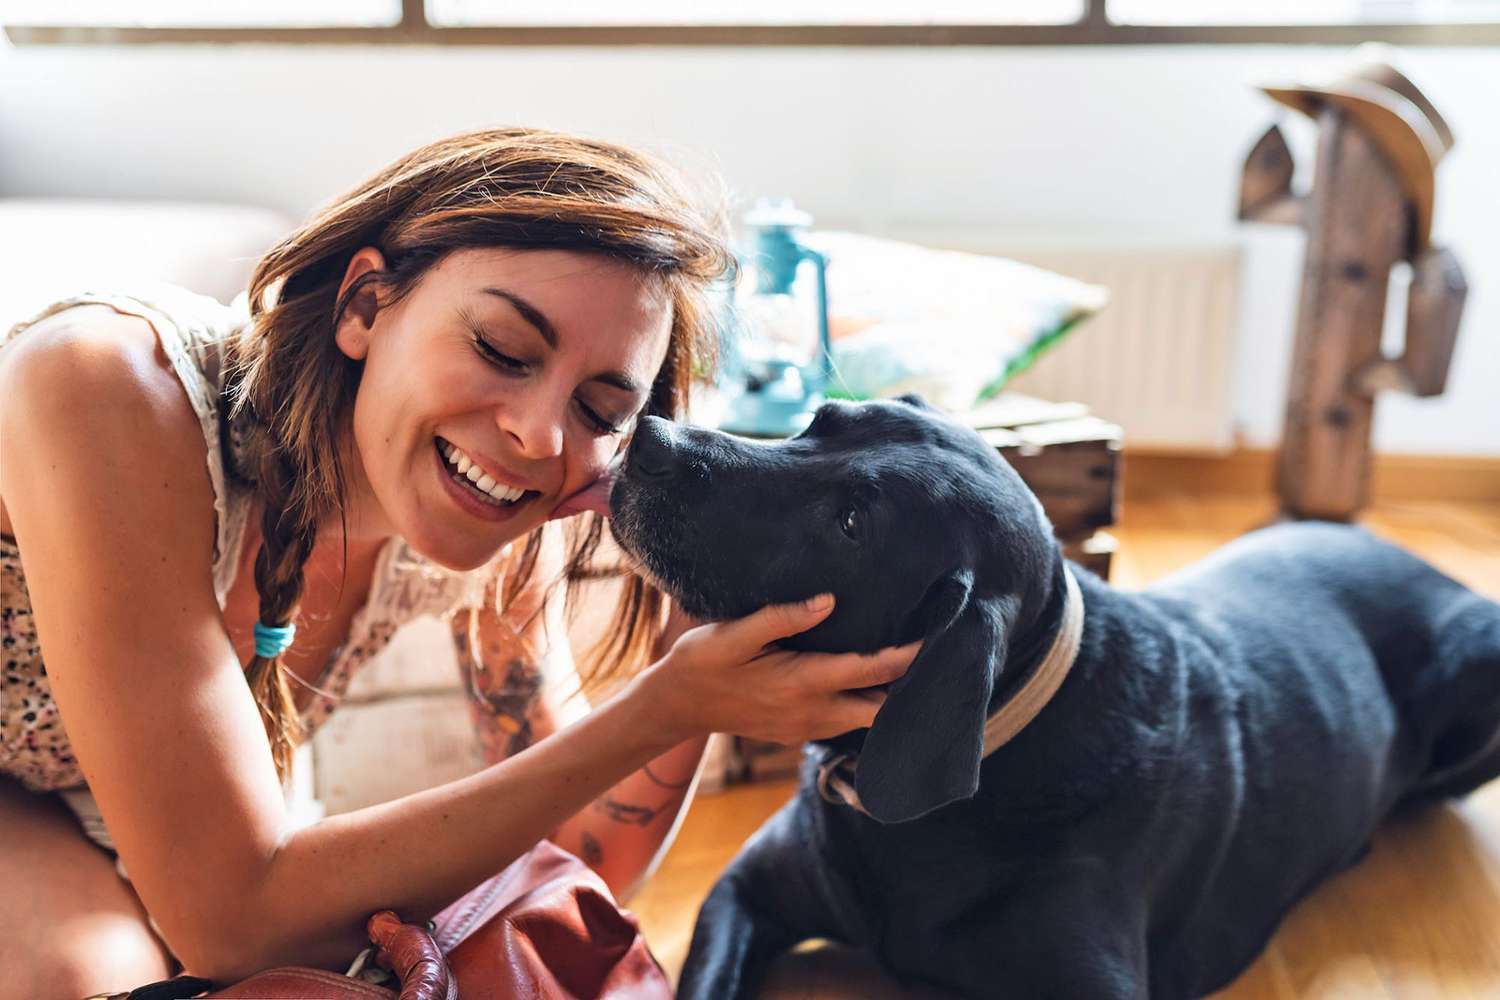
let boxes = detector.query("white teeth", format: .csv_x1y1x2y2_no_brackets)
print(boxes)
440,439,526,505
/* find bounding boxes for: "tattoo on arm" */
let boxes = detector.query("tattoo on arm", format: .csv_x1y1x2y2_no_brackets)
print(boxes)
460,646,544,759
643,763,694,790
580,831,604,868
593,796,663,827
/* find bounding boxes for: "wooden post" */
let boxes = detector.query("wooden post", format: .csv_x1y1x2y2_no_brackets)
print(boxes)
1352,246,1469,398
1276,109,1410,521
1238,123,1303,226
1398,245,1468,396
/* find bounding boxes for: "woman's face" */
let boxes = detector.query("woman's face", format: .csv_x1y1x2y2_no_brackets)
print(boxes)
333,246,673,571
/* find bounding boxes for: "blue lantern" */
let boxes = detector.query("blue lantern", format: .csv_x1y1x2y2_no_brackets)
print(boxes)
717,198,832,438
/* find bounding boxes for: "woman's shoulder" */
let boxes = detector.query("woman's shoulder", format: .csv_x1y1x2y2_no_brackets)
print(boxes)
0,301,175,422
2,286,256,574
0,296,221,567
0,293,226,504
0,301,214,488
4,284,247,397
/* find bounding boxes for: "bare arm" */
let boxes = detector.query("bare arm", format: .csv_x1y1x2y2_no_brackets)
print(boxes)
544,596,708,900
0,307,913,982
556,724,707,901
452,525,708,897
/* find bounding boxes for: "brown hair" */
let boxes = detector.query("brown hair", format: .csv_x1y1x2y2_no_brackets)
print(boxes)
223,128,734,781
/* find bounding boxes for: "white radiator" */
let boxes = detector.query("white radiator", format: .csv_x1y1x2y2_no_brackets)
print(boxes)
885,230,1243,451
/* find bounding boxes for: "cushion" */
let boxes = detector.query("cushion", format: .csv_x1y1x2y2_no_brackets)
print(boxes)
804,231,1109,411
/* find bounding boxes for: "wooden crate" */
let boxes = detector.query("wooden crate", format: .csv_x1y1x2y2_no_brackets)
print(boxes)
985,430,1120,580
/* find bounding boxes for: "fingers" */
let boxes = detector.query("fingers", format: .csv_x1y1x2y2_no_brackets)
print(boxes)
812,641,921,694
720,594,836,657
656,600,920,744
784,641,919,740
818,690,890,738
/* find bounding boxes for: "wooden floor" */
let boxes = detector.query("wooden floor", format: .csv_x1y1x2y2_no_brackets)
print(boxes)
629,494,1500,999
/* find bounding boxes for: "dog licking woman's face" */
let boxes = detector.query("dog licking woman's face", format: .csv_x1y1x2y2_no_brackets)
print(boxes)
609,398,1037,655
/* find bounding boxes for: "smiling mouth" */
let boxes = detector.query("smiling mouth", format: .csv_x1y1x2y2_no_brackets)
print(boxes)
434,437,540,509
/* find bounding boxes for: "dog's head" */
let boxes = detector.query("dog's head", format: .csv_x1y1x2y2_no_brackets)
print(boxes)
610,396,1059,822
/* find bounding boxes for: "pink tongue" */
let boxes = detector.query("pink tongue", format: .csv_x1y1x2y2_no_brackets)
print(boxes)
549,460,621,520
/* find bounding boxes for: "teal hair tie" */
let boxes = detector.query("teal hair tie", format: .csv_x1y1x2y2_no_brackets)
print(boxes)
253,622,297,658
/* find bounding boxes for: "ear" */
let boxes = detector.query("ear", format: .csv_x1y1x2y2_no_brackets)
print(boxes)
854,570,1008,823
333,246,388,362
894,392,935,410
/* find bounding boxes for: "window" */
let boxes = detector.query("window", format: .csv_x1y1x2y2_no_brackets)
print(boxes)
427,0,1085,27
1110,0,1500,25
5,0,1497,43
3,0,399,28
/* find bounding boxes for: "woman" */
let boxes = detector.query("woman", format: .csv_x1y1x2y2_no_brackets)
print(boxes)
0,128,914,998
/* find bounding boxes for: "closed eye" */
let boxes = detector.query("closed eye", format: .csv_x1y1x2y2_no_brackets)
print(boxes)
471,330,628,436
578,401,624,435
472,334,528,373
462,308,639,437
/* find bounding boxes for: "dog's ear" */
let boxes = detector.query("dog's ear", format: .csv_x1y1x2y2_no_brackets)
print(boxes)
854,570,1008,823
893,392,935,410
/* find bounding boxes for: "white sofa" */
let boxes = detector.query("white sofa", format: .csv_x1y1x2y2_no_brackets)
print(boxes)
0,198,292,325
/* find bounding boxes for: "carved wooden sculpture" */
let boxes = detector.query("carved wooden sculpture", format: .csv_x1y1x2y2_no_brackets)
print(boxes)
1240,54,1468,521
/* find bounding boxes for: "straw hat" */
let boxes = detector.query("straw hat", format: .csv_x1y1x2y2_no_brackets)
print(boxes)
1261,47,1453,254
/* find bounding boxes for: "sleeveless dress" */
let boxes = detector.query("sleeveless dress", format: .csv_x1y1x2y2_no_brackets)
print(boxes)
0,285,506,810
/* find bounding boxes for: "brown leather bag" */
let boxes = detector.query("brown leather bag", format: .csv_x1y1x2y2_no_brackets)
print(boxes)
107,841,672,1000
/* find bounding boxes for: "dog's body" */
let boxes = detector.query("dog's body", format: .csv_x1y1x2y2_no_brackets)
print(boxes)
609,400,1500,1000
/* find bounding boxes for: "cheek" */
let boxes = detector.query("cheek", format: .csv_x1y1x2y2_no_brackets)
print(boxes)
377,347,476,436
355,379,408,456
348,379,381,454
348,357,425,484
565,434,623,485
348,384,402,497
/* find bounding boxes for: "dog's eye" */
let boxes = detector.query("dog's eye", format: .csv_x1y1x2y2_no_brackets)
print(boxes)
840,508,859,540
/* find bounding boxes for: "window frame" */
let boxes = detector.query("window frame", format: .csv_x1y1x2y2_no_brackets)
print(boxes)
6,0,1499,45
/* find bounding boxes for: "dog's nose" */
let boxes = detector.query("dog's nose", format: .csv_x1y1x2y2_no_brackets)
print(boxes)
628,415,679,481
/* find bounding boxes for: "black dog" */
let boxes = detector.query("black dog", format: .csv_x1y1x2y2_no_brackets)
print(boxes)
609,398,1500,1000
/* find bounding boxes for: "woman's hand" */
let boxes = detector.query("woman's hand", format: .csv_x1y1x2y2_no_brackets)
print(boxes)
634,596,919,746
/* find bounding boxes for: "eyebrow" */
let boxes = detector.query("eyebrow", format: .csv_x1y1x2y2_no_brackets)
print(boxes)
480,286,643,395
482,287,557,348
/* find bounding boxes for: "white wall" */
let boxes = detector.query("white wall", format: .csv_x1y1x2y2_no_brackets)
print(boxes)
1,42,1495,454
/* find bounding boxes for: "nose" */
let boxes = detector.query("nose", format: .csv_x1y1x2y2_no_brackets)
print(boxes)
627,416,681,481
496,402,564,461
